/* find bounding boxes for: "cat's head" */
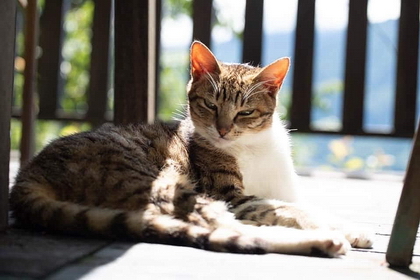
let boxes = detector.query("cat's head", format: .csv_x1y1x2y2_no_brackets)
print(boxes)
187,41,289,148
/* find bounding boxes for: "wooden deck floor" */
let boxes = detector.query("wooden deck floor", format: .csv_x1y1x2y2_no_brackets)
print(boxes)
1,160,419,279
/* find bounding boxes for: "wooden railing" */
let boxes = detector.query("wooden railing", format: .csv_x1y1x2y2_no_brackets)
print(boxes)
290,0,418,138
192,0,419,138
14,0,420,138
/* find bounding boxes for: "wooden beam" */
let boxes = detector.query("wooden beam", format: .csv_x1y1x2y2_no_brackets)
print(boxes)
155,0,162,115
86,0,112,127
0,0,16,231
114,0,157,125
192,0,213,47
290,0,315,131
342,0,368,134
386,120,420,266
20,0,39,165
242,0,264,65
393,0,419,137
38,0,69,119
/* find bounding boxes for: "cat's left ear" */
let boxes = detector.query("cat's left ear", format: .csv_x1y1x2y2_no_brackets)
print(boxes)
254,57,290,97
190,41,221,81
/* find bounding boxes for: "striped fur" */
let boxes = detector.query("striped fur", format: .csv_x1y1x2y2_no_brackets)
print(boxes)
9,41,372,257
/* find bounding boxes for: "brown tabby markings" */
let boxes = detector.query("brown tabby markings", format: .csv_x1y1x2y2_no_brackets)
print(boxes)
9,41,371,257
188,63,275,138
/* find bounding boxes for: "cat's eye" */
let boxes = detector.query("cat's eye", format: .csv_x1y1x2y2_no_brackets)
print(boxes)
204,99,217,110
237,110,255,116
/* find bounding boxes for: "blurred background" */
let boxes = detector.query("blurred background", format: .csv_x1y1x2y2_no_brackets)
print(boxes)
11,0,419,176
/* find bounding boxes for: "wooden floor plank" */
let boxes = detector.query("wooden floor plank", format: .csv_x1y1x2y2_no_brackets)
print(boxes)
49,243,419,280
0,228,111,279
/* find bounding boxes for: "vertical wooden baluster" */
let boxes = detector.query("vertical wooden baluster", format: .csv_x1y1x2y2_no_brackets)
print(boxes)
290,0,315,131
114,0,157,125
155,0,162,115
20,0,39,165
0,0,17,231
192,0,213,47
38,0,69,120
393,0,419,137
342,0,368,134
87,0,112,127
242,0,264,65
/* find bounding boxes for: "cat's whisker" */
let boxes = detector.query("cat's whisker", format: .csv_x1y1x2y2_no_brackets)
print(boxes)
243,80,269,100
165,101,187,121
243,86,265,100
243,77,280,101
175,107,187,115
246,89,267,100
172,115,186,122
172,105,189,121
205,72,219,95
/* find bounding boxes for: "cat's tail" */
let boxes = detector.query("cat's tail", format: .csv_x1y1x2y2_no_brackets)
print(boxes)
10,182,348,257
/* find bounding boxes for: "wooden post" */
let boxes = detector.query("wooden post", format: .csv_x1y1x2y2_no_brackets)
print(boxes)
114,0,157,125
290,0,315,131
0,0,16,231
192,0,213,48
86,0,112,127
38,0,69,119
342,0,368,134
393,0,419,137
386,120,420,266
242,0,264,65
20,0,39,165
386,0,420,264
154,0,162,115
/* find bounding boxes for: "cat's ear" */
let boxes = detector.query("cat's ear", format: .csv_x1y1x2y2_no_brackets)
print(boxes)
190,41,220,80
255,57,290,97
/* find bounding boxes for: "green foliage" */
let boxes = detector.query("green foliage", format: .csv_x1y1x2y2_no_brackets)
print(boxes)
10,120,22,151
312,81,343,112
10,119,90,152
13,29,25,108
164,0,192,18
158,51,189,120
61,0,94,113
11,0,95,152
277,88,291,120
13,72,24,108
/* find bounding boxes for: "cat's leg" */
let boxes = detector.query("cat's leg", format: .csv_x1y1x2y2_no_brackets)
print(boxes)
231,198,373,248
192,197,349,256
232,199,325,229
209,224,350,257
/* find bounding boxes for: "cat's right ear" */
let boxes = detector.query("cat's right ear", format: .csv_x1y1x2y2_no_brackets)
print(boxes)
254,57,290,97
190,41,220,81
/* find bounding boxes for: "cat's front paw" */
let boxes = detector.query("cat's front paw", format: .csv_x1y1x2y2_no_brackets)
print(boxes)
310,231,351,257
344,228,375,248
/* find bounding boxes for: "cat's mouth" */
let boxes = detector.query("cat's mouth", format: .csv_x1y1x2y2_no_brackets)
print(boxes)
208,134,236,148
195,126,236,147
213,136,231,144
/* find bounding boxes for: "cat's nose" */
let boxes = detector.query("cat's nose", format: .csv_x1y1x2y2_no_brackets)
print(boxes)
217,127,230,138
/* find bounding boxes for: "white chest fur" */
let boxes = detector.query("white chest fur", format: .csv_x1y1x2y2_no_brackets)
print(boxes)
225,116,299,202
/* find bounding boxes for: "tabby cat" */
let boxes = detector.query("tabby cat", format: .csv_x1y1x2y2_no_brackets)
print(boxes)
10,41,373,257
